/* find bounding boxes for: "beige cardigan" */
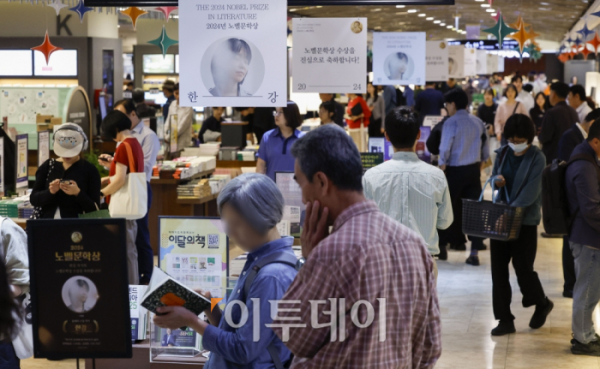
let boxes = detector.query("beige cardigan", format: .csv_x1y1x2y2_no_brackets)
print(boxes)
494,100,530,137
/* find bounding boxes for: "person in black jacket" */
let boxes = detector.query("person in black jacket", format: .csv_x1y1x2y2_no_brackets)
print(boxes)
539,82,579,164
30,124,101,219
199,107,225,143
530,92,548,135
556,108,600,298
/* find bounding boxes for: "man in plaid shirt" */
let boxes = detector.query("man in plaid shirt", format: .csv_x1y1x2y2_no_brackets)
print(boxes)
272,125,441,368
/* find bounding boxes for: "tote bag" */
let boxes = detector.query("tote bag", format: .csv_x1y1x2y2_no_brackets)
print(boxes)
108,141,147,220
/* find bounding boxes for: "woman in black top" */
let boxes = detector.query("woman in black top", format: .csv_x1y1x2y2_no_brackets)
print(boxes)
30,124,101,219
530,92,547,135
198,107,225,143
477,88,498,136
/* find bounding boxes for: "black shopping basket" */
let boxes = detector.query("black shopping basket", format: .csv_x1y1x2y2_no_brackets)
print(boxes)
462,176,524,241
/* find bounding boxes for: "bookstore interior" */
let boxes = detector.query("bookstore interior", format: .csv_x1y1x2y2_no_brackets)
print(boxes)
0,0,599,368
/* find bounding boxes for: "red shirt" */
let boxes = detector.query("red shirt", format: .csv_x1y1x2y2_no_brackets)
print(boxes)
346,96,371,129
107,138,144,204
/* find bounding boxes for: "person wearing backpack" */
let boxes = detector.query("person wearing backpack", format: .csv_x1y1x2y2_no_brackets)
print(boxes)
565,122,600,356
489,114,553,336
153,173,298,369
557,109,600,298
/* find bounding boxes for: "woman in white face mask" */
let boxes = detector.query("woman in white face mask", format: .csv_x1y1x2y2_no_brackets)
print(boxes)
487,113,553,337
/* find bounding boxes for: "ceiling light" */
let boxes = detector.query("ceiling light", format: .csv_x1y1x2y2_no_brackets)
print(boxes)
447,25,453,28
491,13,497,16
408,9,418,13
486,9,495,12
481,4,490,7
418,13,426,17
426,17,434,20
371,8,382,11
540,1,549,4
396,5,405,8
475,0,484,2
434,20,441,23
440,23,446,26
289,8,297,12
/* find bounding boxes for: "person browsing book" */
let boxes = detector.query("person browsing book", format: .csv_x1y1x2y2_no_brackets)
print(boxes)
100,110,145,285
153,173,298,369
30,124,101,219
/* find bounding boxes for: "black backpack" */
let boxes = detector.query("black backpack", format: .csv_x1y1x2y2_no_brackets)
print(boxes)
542,154,600,235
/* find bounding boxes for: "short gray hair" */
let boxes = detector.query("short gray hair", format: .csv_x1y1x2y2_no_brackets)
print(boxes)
217,173,284,235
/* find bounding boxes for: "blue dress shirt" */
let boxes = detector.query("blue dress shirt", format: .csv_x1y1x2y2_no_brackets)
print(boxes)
257,128,305,181
203,237,297,369
439,110,489,167
383,85,397,116
131,122,160,182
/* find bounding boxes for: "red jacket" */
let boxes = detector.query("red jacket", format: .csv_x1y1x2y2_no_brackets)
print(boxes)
346,96,371,129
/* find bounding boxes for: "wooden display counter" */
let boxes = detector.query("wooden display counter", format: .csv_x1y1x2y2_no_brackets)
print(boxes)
84,341,207,369
148,170,218,254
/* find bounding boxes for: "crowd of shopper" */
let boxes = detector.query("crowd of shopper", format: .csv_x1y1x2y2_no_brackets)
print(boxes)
4,70,600,368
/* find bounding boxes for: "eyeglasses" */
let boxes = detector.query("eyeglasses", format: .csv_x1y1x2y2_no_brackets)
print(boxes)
273,111,283,117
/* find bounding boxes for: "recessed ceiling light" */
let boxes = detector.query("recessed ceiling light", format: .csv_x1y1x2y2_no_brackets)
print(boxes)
407,9,418,13
426,17,434,20
475,0,484,2
419,13,426,17
486,8,495,12
540,1,549,4
396,5,406,8
539,7,551,10
371,8,382,11
481,4,490,7
447,25,453,28
434,20,441,23
491,13,497,16
440,23,446,26
289,8,297,11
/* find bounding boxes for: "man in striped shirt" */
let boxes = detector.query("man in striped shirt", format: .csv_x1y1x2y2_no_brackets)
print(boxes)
363,107,453,264
272,124,441,369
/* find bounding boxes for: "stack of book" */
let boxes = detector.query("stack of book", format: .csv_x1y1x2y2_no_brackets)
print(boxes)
18,205,34,219
177,179,212,199
0,200,23,218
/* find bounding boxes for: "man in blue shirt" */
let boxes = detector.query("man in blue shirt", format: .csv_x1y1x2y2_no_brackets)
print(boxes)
403,85,415,107
415,82,445,125
438,89,489,264
162,80,176,121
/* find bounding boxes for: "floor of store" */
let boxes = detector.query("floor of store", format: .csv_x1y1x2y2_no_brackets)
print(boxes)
20,227,597,369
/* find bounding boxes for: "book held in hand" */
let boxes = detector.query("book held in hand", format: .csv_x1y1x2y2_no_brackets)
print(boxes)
141,267,211,316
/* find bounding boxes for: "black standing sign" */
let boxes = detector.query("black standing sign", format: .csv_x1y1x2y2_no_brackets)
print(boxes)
28,219,132,359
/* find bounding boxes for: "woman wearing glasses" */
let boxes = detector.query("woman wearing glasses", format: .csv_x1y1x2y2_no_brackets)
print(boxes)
256,101,305,181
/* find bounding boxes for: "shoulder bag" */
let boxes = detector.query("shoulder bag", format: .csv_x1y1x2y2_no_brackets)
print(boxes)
108,141,148,220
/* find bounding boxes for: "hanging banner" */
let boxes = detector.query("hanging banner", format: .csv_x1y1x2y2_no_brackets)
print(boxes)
448,45,465,79
463,48,477,77
497,55,505,73
486,53,498,74
28,219,132,359
373,32,425,86
178,0,287,107
476,50,487,75
38,130,50,167
426,41,449,82
292,18,367,93
16,133,28,189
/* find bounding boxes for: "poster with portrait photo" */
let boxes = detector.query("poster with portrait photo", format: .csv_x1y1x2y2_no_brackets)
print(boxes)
373,32,425,86
426,41,449,82
448,45,465,79
292,18,367,93
486,53,498,74
179,0,287,107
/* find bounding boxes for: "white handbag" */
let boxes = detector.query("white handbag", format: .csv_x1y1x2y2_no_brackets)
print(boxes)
108,141,148,220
